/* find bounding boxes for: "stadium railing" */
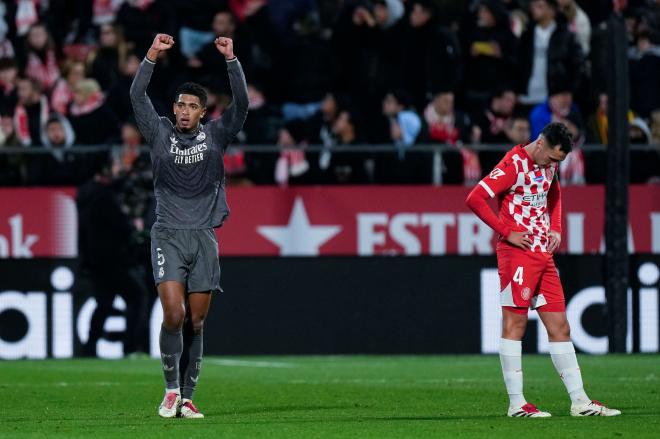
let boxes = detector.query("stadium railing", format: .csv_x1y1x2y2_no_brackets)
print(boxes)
0,143,658,185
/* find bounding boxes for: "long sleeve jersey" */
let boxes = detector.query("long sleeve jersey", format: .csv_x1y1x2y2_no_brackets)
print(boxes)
466,144,562,253
130,57,248,229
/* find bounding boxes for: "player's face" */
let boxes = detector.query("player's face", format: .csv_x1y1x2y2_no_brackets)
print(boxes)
537,142,567,167
174,94,206,131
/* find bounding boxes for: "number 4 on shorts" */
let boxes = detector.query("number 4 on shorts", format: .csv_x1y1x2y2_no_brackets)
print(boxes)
513,266,524,285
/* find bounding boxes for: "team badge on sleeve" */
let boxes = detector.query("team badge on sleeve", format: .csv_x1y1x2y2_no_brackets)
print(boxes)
490,168,505,180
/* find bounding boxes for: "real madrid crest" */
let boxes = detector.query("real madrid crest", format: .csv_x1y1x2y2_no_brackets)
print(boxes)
196,131,206,142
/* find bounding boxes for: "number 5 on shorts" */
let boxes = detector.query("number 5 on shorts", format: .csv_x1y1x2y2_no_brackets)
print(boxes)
513,266,524,285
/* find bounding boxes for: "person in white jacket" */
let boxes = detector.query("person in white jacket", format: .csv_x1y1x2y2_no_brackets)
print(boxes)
558,0,591,55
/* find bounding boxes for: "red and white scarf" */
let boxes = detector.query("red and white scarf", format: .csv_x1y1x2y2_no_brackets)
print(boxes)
25,49,60,90
14,95,49,146
69,91,105,116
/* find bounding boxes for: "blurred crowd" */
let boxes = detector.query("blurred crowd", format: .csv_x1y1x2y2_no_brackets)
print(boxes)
0,0,659,189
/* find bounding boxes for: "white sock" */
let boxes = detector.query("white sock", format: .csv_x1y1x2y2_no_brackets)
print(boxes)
549,341,590,405
500,338,526,407
165,387,180,395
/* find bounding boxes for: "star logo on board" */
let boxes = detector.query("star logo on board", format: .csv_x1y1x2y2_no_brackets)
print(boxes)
257,197,341,256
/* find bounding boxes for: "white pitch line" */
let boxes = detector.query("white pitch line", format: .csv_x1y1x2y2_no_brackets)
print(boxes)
207,359,297,368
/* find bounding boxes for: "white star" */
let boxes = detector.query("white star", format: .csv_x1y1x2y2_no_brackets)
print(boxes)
257,197,341,256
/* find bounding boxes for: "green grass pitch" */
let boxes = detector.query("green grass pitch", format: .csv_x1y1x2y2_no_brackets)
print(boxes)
1,355,658,438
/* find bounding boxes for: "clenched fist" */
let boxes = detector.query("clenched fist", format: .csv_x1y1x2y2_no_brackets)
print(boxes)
151,34,174,51
146,33,174,62
215,37,235,60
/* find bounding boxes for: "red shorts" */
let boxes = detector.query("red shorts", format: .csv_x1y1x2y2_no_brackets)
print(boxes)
497,242,565,314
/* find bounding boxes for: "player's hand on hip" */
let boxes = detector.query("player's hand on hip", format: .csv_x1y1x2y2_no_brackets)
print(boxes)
151,34,174,51
506,231,533,250
547,230,561,253
215,37,235,59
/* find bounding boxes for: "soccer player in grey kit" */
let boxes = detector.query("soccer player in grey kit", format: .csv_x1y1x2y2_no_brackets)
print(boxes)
130,33,248,418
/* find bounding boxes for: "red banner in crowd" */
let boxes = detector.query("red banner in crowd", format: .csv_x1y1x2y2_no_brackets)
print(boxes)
0,186,658,257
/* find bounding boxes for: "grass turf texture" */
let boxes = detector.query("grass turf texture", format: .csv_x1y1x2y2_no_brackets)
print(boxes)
1,355,658,438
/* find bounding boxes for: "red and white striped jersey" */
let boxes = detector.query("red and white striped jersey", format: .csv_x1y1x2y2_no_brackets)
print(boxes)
478,145,561,252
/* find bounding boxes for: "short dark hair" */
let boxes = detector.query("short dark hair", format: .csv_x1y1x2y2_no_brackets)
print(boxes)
175,82,207,107
46,116,63,127
541,122,573,153
388,89,413,108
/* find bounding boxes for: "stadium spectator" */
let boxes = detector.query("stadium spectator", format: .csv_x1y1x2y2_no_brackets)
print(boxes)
401,0,462,110
558,0,591,55
517,0,585,106
241,82,280,144
87,23,129,91
41,113,75,149
264,1,329,106
424,90,479,184
0,58,18,115
21,23,60,92
116,0,177,56
461,0,518,112
506,115,532,145
275,119,312,186
26,114,79,186
0,0,657,187
267,0,319,44
628,12,660,118
68,79,119,144
50,60,86,114
381,89,422,158
424,91,471,145
176,0,224,58
106,51,141,124
529,89,583,140
189,11,250,96
119,120,143,171
0,113,18,146
319,109,367,184
0,5,15,59
307,91,346,146
0,112,25,184
471,88,518,144
14,77,48,146
332,0,405,141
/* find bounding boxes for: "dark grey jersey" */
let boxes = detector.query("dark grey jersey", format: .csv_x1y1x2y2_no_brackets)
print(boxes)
130,57,248,229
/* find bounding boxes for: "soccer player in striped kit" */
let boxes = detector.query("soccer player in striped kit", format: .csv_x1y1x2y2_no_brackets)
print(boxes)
466,122,621,417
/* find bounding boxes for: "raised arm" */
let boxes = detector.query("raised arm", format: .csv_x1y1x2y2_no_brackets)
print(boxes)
130,34,174,144
209,37,249,147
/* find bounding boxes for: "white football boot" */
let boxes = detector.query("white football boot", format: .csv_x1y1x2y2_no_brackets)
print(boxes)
179,399,205,419
571,400,621,417
507,402,552,418
158,391,181,418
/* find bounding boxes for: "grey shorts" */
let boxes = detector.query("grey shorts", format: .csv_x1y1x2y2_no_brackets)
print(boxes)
150,225,222,293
